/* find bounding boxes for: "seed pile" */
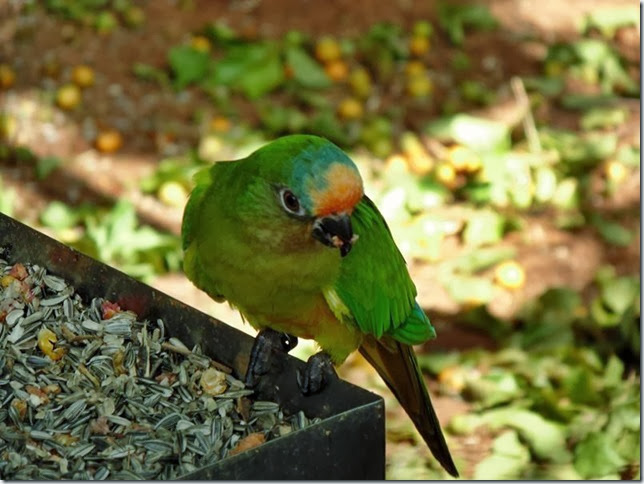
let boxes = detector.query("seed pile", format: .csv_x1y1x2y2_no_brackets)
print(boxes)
0,256,317,480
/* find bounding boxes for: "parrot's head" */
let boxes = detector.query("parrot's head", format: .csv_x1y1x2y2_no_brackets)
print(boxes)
246,135,363,257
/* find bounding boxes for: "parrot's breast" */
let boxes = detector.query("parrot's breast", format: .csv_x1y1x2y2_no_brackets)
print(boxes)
187,224,362,363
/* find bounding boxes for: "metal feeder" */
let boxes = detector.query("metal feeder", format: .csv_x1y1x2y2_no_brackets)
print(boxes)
0,212,385,479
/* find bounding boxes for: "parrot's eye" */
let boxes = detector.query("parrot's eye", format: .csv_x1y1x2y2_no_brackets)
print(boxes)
279,188,304,216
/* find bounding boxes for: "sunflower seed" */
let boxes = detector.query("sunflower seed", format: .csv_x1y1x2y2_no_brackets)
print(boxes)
0,256,314,480
40,294,69,306
5,309,23,326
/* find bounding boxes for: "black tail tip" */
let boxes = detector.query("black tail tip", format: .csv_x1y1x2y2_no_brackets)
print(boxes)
436,454,459,478
445,463,459,478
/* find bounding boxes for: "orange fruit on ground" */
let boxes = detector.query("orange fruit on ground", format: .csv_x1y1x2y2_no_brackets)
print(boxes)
409,35,430,57
0,64,16,89
71,65,95,88
191,35,212,53
95,129,123,153
404,60,426,77
210,116,232,133
337,97,364,120
324,59,349,82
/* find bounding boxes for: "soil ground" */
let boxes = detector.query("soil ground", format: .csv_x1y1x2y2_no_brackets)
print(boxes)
0,0,640,479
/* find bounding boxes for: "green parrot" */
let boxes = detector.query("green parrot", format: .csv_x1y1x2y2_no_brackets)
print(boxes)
182,134,458,477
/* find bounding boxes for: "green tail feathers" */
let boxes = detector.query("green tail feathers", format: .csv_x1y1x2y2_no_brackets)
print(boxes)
359,337,458,477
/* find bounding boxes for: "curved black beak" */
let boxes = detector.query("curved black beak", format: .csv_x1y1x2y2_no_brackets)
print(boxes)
312,213,356,257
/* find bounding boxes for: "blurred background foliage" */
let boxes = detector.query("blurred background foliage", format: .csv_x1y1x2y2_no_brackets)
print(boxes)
0,0,640,479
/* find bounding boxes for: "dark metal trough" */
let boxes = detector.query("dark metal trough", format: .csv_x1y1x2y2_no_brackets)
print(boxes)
0,212,385,479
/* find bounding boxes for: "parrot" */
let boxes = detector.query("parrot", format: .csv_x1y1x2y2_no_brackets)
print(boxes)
181,134,458,477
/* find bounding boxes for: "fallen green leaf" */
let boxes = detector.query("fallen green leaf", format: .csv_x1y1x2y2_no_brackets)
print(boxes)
462,209,505,247
590,213,633,247
169,45,210,89
442,273,495,305
438,3,498,46
426,114,510,153
482,408,568,461
35,156,62,180
580,107,628,131
285,46,331,89
581,7,639,37
40,201,79,230
574,432,626,479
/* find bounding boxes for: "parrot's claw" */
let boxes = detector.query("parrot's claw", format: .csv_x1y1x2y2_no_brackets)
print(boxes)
296,351,337,395
245,329,298,387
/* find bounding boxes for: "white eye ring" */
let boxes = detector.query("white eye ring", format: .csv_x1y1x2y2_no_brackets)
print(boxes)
279,188,305,216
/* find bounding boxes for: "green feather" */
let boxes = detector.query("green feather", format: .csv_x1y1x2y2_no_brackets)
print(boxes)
333,196,436,345
390,302,436,344
181,166,215,251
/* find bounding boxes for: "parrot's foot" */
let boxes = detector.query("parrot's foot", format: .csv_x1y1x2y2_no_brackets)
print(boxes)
297,351,337,395
245,328,298,387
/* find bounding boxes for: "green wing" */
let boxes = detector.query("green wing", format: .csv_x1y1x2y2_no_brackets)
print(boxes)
331,196,436,345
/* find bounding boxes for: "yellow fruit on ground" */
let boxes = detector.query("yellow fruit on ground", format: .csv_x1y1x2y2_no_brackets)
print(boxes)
71,65,95,88
435,161,457,188
157,181,189,208
370,138,394,159
495,260,526,290
409,35,430,57
0,64,16,89
0,114,17,140
406,74,433,98
210,116,232,133
544,59,564,78
404,60,426,77
315,36,342,63
56,83,82,110
324,59,348,82
447,145,481,172
407,152,433,175
384,154,410,175
605,160,627,184
348,67,372,98
95,129,123,153
191,35,212,53
57,227,83,244
123,5,146,27
337,97,363,120
438,366,467,393
412,20,433,38
401,132,433,175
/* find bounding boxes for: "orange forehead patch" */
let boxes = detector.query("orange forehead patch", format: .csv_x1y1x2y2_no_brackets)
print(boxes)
311,163,363,215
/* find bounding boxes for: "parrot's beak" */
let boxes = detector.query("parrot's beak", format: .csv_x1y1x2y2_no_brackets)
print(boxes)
312,213,357,257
